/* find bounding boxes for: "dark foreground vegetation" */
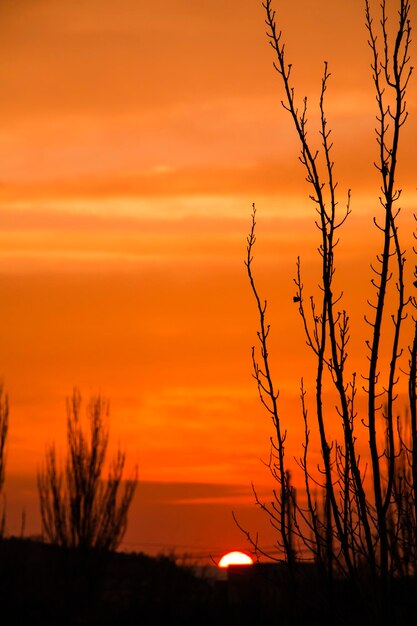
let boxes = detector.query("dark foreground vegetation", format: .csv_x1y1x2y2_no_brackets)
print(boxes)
0,537,416,626
0,537,213,626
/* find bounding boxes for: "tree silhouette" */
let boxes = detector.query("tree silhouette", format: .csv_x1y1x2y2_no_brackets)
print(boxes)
243,1,416,624
0,385,8,537
38,389,137,552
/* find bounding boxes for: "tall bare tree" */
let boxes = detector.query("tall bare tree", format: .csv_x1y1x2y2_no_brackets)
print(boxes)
38,389,137,552
0,385,8,537
244,1,415,624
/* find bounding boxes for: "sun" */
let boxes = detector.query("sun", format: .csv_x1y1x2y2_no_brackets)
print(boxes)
218,551,254,568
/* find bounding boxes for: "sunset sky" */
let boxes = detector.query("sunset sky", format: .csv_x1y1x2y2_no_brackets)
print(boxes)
1,0,416,559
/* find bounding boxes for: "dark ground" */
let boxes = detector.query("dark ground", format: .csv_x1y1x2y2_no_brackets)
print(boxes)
0,537,248,626
0,538,416,625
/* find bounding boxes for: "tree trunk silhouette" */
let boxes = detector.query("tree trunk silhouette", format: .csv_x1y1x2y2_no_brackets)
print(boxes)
243,2,415,624
0,385,8,537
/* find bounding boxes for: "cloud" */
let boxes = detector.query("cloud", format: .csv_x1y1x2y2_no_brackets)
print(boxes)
0,161,298,199
136,481,253,506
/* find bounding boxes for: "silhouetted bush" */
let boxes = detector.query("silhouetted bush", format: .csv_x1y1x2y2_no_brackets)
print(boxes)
0,384,8,536
38,389,137,551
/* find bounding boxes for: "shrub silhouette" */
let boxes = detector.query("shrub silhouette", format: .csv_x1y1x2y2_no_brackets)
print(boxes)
0,384,8,536
38,389,137,552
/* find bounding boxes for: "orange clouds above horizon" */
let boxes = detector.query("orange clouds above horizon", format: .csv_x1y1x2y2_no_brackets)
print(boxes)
2,0,415,188
1,0,417,555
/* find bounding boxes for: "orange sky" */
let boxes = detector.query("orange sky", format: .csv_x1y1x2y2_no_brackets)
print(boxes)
1,0,417,559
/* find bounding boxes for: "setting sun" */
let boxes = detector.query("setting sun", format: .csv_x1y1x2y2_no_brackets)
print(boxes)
218,551,254,568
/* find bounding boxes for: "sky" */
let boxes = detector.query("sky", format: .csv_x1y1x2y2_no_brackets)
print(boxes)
1,0,417,560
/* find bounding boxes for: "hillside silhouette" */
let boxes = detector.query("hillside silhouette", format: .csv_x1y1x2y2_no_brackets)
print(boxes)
0,536,308,626
0,537,216,626
1,537,417,625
